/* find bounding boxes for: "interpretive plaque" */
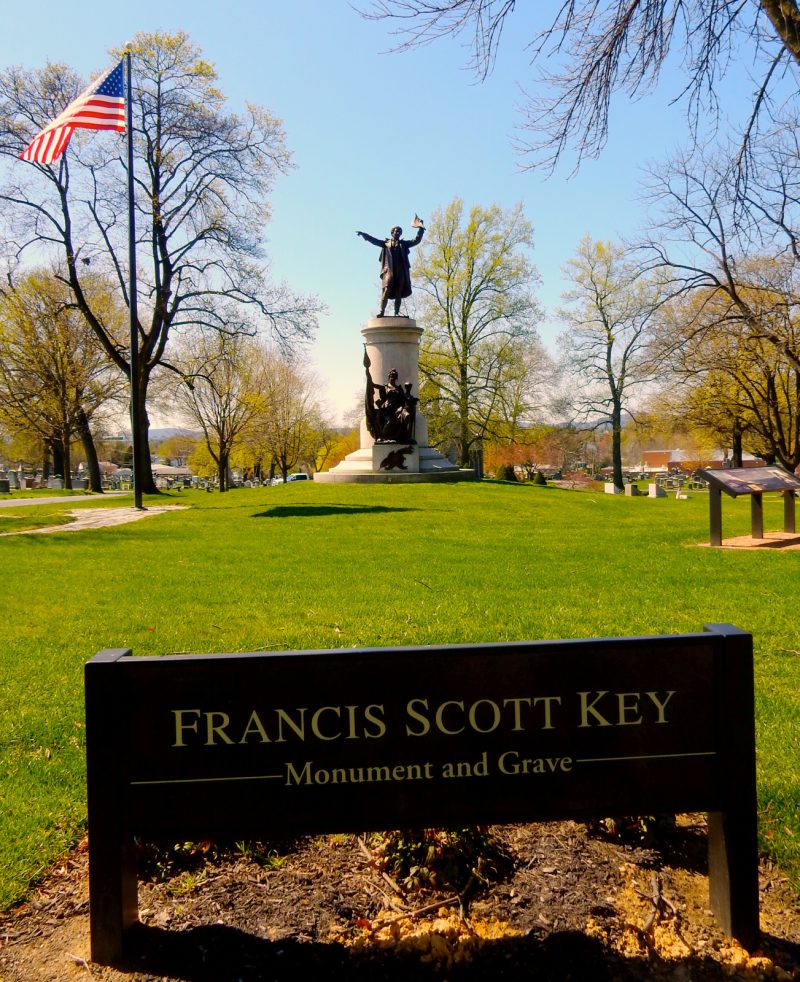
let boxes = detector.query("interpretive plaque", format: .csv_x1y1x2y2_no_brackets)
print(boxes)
697,466,800,544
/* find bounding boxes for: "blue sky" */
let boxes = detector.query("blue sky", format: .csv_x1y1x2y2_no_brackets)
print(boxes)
1,1,708,422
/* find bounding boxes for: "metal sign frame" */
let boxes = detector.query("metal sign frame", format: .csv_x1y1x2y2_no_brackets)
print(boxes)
697,467,800,545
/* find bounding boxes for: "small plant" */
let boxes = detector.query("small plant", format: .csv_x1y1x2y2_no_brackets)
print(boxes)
261,849,289,871
136,839,219,882
235,840,291,869
588,814,676,846
532,471,547,486
366,827,513,896
165,868,207,897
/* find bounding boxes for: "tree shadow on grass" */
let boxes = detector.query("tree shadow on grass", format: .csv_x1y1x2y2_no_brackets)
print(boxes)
254,505,417,519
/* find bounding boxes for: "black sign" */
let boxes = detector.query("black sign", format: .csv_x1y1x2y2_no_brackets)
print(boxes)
85,625,759,963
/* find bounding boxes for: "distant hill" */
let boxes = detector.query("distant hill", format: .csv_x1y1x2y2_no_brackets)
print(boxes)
110,428,200,442
150,428,200,441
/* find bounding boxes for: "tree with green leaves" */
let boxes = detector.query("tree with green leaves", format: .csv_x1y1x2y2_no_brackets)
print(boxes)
0,32,321,493
0,270,125,490
649,268,800,471
558,236,663,491
412,197,543,468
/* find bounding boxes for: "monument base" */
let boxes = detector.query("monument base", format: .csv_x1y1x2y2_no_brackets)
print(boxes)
314,314,476,483
314,443,474,484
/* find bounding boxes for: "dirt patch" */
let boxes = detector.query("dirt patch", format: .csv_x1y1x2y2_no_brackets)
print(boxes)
2,818,799,981
697,532,800,551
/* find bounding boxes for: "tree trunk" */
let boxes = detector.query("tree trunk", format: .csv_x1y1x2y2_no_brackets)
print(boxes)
218,452,228,492
76,407,103,493
459,363,471,468
132,380,158,495
61,434,73,490
731,420,743,469
761,0,800,66
470,440,484,478
611,403,624,491
51,439,64,484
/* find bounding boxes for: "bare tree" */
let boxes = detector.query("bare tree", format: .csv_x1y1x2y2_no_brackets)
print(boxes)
558,236,664,490
648,264,800,470
259,356,323,480
361,1,800,172
643,141,800,374
173,330,266,492
0,32,322,493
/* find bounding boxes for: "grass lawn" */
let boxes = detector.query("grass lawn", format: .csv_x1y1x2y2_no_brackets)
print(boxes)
1,481,798,908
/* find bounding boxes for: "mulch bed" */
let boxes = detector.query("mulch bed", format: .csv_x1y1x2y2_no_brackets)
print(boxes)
1,818,799,981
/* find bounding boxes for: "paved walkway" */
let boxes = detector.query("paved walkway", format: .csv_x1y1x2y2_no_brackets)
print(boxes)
0,496,187,535
0,492,130,508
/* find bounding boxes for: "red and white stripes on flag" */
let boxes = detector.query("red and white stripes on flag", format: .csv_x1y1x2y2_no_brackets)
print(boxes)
21,60,125,165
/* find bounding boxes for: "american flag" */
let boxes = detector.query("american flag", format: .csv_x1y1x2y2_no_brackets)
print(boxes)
21,60,125,165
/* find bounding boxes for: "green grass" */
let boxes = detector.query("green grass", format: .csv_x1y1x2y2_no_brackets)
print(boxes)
1,482,799,906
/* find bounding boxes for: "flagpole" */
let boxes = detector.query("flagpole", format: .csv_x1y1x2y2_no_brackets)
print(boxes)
126,51,143,510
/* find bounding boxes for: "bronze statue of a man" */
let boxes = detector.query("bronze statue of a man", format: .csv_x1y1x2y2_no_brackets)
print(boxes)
356,216,425,317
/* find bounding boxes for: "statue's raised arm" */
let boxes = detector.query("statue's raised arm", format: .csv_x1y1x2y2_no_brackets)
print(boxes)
356,216,425,317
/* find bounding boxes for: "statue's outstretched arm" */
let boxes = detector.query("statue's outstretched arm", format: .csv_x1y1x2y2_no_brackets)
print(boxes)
356,231,384,247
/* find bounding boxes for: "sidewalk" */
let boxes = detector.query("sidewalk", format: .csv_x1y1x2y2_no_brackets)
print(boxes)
0,492,130,509
0,494,186,534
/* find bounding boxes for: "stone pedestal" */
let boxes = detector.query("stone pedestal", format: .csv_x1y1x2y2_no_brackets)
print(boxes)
315,316,475,484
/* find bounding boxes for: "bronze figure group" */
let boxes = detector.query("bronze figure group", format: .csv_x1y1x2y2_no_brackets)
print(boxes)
363,351,418,444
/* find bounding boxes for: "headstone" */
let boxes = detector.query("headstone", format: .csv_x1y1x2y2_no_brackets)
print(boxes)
624,484,641,496
648,484,667,498
604,482,622,494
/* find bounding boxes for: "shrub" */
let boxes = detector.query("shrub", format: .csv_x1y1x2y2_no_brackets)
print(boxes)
494,463,518,482
532,471,547,486
366,827,513,896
